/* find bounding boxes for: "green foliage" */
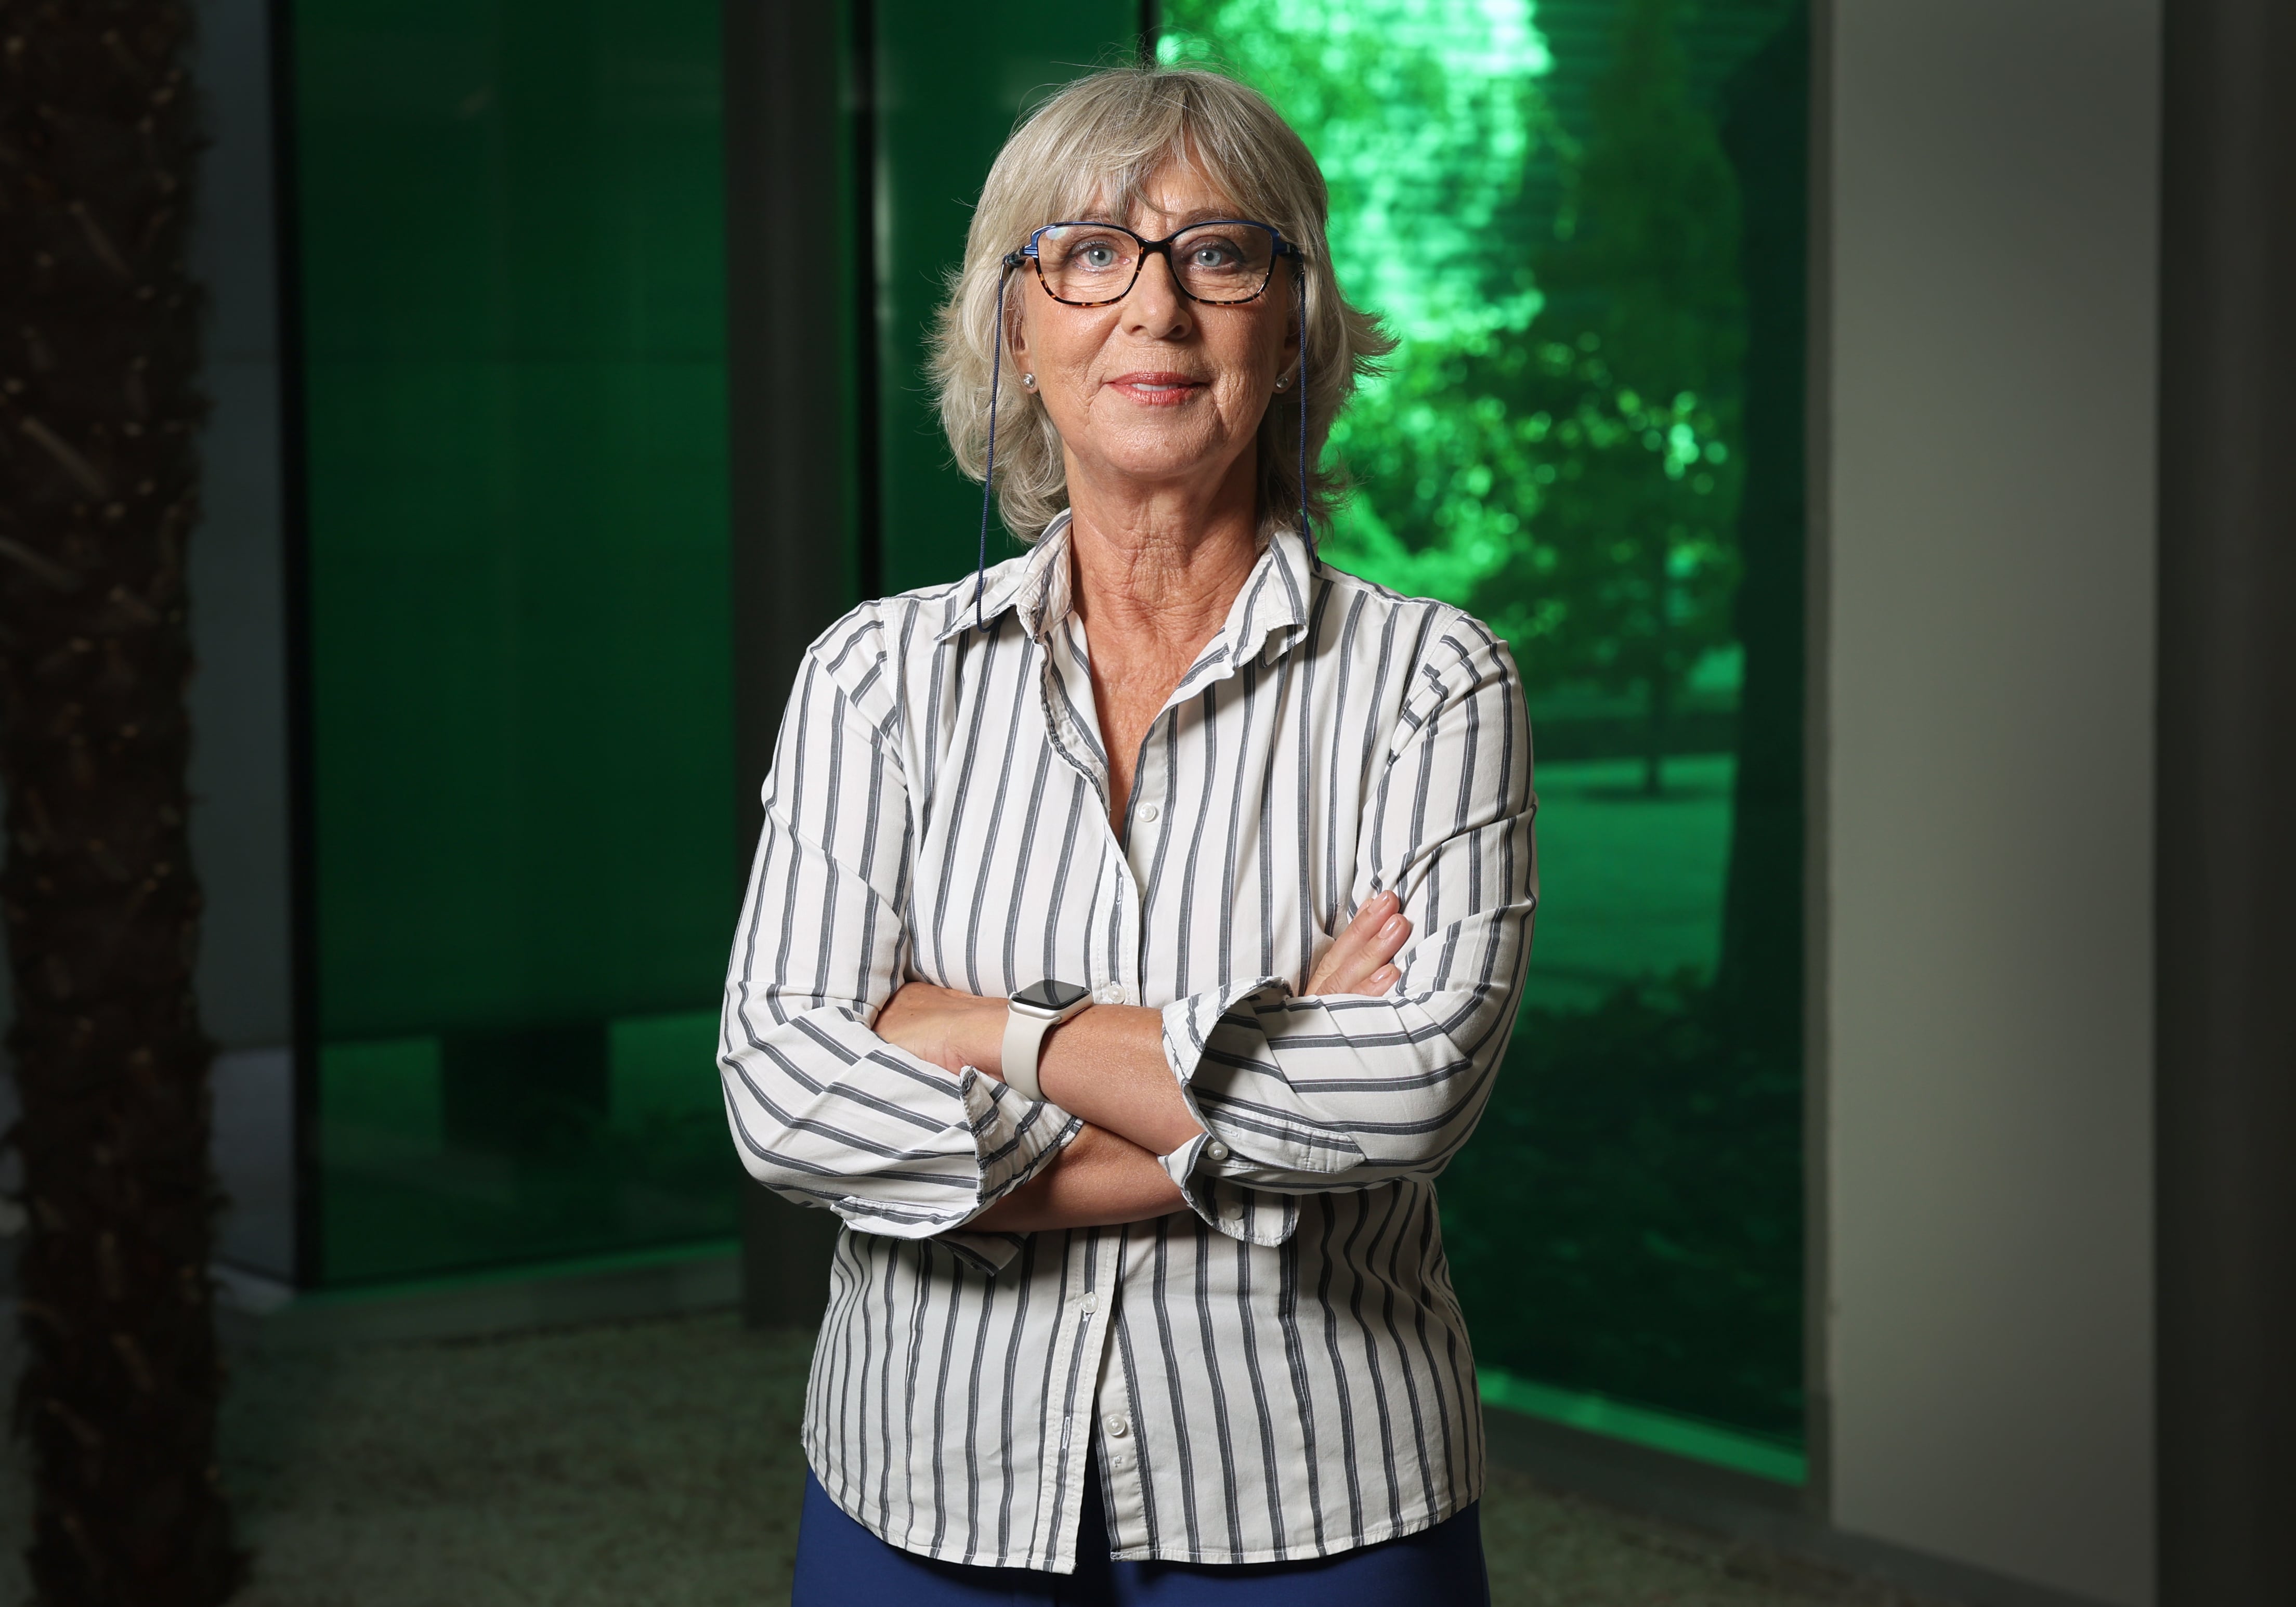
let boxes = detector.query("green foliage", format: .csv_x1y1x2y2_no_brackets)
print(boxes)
1469,335,1741,734
1162,0,1552,345
1166,0,1748,781
1512,0,1744,769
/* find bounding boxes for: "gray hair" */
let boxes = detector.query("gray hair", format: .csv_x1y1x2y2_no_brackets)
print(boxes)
930,66,1394,543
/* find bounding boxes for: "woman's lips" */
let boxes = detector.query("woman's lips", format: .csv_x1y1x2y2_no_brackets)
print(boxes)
1107,372,1206,407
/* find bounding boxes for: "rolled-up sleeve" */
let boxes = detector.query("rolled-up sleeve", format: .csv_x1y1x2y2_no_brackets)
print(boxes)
720,619,1078,1259
1158,621,1536,1231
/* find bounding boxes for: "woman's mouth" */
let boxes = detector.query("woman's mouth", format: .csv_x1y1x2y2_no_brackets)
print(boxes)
1108,372,1206,407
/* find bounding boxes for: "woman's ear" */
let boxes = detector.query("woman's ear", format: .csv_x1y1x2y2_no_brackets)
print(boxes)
1007,295,1032,375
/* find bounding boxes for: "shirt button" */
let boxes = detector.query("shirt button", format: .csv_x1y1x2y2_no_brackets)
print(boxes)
1138,802,1160,823
1105,1414,1130,1438
1097,984,1125,1005
1219,1201,1245,1221
1203,1140,1230,1162
1079,1292,1099,1314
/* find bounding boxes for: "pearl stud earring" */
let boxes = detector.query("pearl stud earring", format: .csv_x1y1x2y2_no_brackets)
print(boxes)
1021,372,1036,389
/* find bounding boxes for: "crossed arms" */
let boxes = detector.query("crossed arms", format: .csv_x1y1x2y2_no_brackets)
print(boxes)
718,620,1536,1262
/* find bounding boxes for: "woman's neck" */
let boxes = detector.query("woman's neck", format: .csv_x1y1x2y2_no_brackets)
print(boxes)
1059,449,1263,829
1063,450,1261,665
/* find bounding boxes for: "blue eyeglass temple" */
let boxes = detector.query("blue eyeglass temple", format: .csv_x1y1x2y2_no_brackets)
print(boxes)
971,241,1311,633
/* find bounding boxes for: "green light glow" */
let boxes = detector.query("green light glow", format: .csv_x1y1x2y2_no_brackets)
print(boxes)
1479,1368,1807,1484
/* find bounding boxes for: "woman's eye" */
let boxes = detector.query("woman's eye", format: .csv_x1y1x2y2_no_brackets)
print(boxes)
1080,245,1118,269
1189,241,1242,269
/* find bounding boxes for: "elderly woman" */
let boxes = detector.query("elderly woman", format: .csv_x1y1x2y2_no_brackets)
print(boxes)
723,64,1536,1606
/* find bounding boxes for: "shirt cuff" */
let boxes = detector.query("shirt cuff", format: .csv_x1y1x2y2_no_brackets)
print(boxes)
1160,974,1292,1099
1159,977,1367,1183
1157,1130,1298,1247
1159,976,1300,1246
947,1073,1084,1273
826,1067,1077,1270
968,1069,1079,1203
937,1230,1032,1276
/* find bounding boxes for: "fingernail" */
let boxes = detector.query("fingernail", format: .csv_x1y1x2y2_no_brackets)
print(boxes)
1382,915,1408,940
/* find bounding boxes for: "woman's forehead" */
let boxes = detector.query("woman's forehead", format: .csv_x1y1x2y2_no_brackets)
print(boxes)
1060,148,1250,229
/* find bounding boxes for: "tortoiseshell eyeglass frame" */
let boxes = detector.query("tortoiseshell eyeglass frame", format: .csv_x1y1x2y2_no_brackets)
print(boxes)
999,219,1303,307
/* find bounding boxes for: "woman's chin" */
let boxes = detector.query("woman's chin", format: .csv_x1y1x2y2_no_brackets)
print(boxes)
1074,428,1237,493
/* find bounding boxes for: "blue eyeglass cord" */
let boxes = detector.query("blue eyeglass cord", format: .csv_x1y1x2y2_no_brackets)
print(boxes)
1294,262,1311,555
974,260,1017,632
972,251,1310,634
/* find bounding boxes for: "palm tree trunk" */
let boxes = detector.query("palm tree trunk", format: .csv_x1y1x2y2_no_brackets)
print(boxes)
0,4,244,1601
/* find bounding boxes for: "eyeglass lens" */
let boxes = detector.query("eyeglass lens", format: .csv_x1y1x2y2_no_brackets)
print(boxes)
1034,223,1277,305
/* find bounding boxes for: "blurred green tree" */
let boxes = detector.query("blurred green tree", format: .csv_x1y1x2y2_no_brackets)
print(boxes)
1505,0,1744,792
1169,0,1745,795
1161,0,1555,607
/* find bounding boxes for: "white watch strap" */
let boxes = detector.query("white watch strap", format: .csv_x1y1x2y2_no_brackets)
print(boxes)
1000,1008,1056,1102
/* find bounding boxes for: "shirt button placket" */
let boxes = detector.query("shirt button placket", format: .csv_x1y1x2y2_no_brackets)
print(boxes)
1127,730,1166,884
1085,1244,1142,1549
1093,1370,1145,1537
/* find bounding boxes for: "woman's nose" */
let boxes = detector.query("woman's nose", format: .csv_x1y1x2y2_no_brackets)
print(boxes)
1123,250,1193,337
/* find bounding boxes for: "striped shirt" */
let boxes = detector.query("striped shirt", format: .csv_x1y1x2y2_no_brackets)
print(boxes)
721,514,1538,1573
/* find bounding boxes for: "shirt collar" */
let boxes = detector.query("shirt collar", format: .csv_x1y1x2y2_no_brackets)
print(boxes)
936,509,1077,643
935,509,1316,671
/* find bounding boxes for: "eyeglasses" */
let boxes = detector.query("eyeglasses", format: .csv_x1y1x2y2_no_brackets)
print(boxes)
1003,219,1300,307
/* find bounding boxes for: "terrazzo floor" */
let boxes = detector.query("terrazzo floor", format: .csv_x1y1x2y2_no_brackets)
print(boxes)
0,1311,1938,1606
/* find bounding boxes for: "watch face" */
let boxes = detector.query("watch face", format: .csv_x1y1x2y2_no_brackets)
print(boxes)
1012,978,1092,1014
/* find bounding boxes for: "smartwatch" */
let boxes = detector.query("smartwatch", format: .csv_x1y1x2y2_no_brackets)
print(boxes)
1001,979,1094,1102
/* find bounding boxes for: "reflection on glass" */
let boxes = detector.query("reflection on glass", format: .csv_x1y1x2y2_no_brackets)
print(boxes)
294,0,737,1284
1164,0,1808,1466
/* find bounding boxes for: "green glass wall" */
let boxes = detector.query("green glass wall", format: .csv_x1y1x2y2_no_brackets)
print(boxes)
292,0,737,1284
1162,0,1810,1469
870,1,1143,595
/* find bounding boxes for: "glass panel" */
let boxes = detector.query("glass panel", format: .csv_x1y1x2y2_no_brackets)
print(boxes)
870,0,1142,595
1163,0,1809,1461
293,0,737,1284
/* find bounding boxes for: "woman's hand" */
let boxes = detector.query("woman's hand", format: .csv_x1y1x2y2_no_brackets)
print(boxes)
875,981,1005,1076
1304,889,1413,996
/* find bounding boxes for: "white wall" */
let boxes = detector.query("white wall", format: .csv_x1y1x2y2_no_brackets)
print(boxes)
1822,3,2160,1604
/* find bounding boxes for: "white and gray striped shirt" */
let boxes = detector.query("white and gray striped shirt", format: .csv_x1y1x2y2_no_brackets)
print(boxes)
721,515,1537,1573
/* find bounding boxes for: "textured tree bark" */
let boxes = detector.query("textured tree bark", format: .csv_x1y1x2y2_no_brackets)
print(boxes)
0,4,244,1601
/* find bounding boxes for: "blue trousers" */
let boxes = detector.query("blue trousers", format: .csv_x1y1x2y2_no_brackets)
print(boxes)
792,1465,1491,1606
